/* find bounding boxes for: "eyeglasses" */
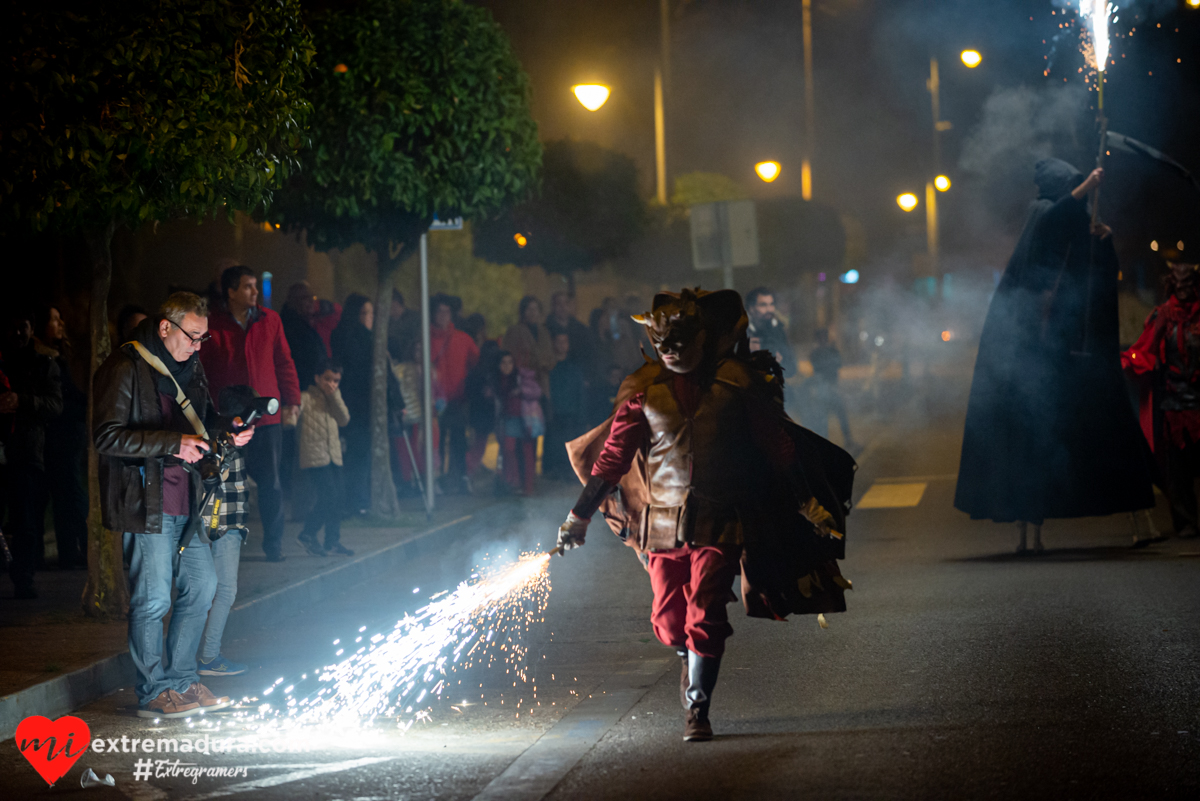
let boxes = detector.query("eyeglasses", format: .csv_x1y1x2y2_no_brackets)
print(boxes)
169,319,211,345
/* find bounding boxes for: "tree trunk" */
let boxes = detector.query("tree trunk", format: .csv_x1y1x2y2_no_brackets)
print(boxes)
81,220,128,619
369,259,403,518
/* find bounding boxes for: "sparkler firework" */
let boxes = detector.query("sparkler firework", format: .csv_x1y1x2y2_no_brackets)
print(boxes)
1081,1,1112,71
194,550,555,747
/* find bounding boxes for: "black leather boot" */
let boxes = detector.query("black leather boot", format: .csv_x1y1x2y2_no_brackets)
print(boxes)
683,650,721,742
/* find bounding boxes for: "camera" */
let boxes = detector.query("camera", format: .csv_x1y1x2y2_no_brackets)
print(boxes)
196,385,279,487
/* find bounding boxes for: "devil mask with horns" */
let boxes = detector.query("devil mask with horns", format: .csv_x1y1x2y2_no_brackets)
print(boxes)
632,288,749,374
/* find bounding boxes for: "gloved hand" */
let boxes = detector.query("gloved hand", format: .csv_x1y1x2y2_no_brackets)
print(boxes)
556,511,590,554
800,497,841,540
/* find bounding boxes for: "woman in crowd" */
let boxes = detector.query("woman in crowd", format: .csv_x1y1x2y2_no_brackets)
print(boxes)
37,305,89,569
502,296,556,396
330,293,375,515
490,350,543,496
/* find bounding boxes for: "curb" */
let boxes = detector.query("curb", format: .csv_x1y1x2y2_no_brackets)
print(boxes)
0,512,478,741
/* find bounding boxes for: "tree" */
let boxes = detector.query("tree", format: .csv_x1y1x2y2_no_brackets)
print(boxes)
0,1,313,617
268,0,541,517
474,138,646,280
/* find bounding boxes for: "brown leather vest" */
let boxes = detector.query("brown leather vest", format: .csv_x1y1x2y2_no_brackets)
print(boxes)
640,360,760,549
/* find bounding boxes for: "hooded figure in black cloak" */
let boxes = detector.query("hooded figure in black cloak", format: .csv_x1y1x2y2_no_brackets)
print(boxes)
954,158,1155,551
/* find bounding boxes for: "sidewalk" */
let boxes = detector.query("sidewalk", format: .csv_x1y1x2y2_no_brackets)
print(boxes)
0,482,510,740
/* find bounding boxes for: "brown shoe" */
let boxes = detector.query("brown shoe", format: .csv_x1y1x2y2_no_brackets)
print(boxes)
683,709,713,742
137,689,201,719
181,682,231,712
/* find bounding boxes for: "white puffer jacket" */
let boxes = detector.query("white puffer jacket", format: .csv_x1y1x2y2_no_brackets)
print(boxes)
298,385,351,469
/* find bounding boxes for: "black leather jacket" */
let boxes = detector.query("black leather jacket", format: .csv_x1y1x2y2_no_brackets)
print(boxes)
93,343,212,534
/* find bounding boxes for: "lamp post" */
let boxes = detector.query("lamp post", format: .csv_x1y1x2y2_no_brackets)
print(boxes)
925,50,979,299
573,1,671,205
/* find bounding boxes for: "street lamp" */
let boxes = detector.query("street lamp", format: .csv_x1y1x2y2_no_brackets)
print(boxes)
897,193,919,212
934,175,951,192
960,50,982,68
755,161,781,182
572,84,610,111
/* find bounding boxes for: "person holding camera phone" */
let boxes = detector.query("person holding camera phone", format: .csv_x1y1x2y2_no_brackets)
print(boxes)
94,292,255,719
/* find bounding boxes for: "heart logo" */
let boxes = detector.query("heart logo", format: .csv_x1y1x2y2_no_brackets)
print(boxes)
16,715,91,786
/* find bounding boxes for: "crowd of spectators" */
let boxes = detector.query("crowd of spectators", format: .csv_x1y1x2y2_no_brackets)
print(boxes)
1,264,846,725
3,275,844,606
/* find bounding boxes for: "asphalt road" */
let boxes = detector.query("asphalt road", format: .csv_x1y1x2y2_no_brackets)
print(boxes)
5,374,1199,799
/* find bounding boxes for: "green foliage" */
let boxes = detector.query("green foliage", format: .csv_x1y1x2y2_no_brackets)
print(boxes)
0,1,314,234
670,172,748,208
395,223,524,337
473,138,646,274
269,0,542,261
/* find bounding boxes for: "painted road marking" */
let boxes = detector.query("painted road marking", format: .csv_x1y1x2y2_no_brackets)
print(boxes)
857,482,927,509
472,658,673,801
874,474,957,483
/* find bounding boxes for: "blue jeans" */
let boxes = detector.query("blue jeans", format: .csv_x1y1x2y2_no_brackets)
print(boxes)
199,531,243,662
125,515,216,706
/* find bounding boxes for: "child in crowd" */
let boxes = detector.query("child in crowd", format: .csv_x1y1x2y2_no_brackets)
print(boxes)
492,350,543,496
297,357,353,556
392,340,442,491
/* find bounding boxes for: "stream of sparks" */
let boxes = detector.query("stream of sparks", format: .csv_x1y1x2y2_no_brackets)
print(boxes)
1081,0,1112,71
195,551,553,746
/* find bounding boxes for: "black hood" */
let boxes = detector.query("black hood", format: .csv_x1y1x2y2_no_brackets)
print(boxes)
1034,158,1084,202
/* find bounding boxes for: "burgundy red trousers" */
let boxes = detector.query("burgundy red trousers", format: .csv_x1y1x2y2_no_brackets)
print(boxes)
646,544,740,659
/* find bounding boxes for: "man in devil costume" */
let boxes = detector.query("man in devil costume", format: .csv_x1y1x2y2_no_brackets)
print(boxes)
557,288,855,741
1123,246,1200,541
955,159,1154,551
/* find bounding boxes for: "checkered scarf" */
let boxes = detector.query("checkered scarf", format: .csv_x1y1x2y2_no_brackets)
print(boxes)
201,448,249,539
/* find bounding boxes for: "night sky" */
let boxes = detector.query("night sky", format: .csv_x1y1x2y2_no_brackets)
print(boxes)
475,0,1200,279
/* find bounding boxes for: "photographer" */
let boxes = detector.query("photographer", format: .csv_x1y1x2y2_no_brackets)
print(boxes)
94,292,254,719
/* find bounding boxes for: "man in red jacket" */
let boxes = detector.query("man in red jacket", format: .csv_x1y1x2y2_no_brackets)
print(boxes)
200,266,302,561
430,295,479,493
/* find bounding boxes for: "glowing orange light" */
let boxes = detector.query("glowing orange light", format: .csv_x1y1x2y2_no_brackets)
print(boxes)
934,175,951,192
960,50,982,68
941,330,953,342
514,233,528,248
897,193,919,212
572,85,610,111
755,161,781,182
1151,240,1159,251
334,64,349,74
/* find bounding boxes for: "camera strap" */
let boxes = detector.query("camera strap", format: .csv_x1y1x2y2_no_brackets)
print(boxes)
129,341,208,438
130,341,215,563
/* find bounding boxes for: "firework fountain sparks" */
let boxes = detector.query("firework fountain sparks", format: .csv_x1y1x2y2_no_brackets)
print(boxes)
1081,1,1112,73
187,550,555,748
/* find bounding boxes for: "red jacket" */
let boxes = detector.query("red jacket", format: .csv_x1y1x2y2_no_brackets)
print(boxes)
200,305,302,426
430,323,479,403
1122,295,1200,452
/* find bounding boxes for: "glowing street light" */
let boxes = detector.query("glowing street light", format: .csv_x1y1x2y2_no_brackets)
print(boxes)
755,161,781,183
897,193,919,212
960,50,982,68
572,84,610,111
1189,0,1200,8
513,233,528,248
934,175,951,192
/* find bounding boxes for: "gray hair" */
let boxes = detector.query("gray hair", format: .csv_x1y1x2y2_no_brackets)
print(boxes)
159,292,208,326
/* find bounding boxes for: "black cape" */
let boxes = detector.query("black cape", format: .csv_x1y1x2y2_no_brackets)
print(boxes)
955,158,1155,522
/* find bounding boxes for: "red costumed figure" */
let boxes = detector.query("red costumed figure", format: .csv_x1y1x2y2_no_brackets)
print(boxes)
1122,249,1200,540
557,288,855,741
